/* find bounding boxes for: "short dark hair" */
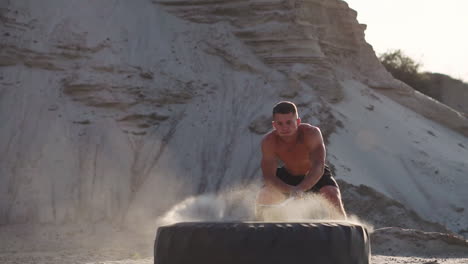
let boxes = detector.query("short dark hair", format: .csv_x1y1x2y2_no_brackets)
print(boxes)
272,101,298,118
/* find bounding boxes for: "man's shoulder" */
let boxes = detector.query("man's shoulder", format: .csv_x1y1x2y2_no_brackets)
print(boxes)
299,123,322,142
299,123,320,134
261,130,277,145
260,131,277,154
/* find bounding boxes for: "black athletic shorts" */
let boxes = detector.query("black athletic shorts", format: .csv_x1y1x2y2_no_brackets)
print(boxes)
276,165,338,193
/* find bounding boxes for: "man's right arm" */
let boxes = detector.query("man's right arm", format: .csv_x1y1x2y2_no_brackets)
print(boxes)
261,137,292,193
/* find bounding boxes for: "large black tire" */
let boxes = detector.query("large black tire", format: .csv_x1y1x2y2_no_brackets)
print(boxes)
154,221,370,264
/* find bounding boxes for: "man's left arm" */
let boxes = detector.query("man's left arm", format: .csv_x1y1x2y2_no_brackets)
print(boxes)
296,127,325,192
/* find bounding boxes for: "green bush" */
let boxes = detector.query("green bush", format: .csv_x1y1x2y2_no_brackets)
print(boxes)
379,49,429,92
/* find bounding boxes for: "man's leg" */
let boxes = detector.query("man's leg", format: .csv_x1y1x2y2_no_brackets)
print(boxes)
319,186,347,219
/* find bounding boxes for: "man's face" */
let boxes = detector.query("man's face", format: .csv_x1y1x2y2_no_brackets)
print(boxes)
272,113,300,137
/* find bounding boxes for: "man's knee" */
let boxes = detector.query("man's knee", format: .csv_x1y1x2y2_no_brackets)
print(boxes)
319,186,342,200
319,185,347,218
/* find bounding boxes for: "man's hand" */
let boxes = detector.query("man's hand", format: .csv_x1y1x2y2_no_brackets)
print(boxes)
289,186,305,198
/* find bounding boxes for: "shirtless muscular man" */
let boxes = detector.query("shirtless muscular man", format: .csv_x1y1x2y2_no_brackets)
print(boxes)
256,101,347,219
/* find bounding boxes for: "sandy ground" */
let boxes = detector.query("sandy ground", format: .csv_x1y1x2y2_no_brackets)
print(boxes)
1,256,468,264
1,221,467,264
1,193,467,264
2,249,468,264
2,194,467,264
2,246,467,264
371,256,468,264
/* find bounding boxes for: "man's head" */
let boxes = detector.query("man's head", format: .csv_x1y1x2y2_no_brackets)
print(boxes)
272,101,301,137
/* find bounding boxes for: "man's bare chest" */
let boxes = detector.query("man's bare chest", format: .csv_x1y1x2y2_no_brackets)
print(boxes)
275,142,310,162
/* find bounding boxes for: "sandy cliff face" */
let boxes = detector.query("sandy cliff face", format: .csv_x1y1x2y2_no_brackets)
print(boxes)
157,0,396,102
0,0,467,239
0,0,329,224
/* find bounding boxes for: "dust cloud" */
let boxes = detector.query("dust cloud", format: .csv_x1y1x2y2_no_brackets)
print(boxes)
156,186,373,232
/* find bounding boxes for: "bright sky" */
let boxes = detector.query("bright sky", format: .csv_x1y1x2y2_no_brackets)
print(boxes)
344,0,468,82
